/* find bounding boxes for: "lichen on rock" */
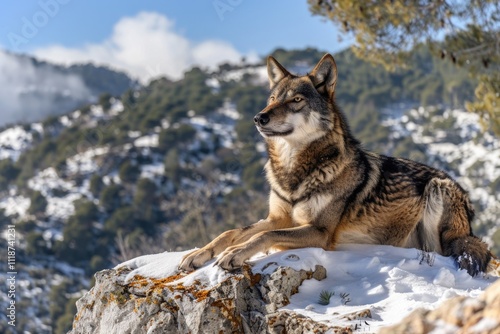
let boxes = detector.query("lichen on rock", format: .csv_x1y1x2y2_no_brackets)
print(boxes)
69,264,334,334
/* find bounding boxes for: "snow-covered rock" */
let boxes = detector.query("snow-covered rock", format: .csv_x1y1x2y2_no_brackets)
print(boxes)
70,252,328,334
69,245,497,333
380,278,500,334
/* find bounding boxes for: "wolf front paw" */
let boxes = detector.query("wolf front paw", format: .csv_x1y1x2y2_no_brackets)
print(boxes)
178,248,214,272
215,246,251,271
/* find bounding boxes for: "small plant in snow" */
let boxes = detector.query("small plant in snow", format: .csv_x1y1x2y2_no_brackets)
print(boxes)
340,292,351,305
318,290,335,305
418,250,436,266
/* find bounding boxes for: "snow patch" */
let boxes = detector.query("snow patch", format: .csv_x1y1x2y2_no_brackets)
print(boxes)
66,147,109,174
140,161,164,179
134,134,159,148
433,267,456,288
109,99,124,116
117,250,231,288
219,65,267,84
27,167,92,219
28,168,74,196
218,100,240,120
0,126,34,161
0,195,30,217
45,192,81,220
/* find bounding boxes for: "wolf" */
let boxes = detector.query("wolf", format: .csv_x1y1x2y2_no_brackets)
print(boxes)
179,53,496,277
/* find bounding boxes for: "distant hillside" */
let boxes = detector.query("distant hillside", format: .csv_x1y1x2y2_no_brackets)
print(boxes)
0,46,497,334
272,46,476,110
0,50,137,127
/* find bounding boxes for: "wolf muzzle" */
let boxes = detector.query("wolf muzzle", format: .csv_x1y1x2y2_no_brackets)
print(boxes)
254,112,270,126
254,101,282,127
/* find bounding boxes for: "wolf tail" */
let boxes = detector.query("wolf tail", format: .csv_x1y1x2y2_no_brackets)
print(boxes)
424,178,493,276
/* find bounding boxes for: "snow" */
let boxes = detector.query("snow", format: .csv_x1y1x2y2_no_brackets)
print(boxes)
134,134,158,147
205,77,220,90
139,161,164,179
31,122,44,134
408,109,500,183
109,99,124,116
59,115,72,127
45,193,81,220
187,113,237,149
161,119,170,129
28,168,74,195
0,195,30,217
128,131,141,138
27,167,91,219
66,147,109,174
43,228,63,242
432,267,456,288
85,103,122,125
118,250,232,287
115,244,497,331
0,126,33,160
218,100,240,120
219,65,268,84
189,116,209,128
90,105,104,117
256,142,266,153
72,110,82,119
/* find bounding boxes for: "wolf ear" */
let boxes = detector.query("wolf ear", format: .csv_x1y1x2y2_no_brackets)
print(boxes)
310,54,338,99
267,56,290,89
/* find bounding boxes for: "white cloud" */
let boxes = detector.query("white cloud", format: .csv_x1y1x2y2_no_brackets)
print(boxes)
33,12,257,83
0,49,92,126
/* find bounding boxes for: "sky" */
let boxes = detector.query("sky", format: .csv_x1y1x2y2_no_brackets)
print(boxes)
0,0,352,82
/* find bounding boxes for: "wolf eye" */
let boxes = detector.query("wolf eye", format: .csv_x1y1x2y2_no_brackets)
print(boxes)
294,97,303,102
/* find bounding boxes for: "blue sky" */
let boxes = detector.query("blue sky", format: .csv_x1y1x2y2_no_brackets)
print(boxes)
0,0,351,81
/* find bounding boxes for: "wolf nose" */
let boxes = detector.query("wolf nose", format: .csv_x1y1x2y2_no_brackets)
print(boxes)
254,113,270,126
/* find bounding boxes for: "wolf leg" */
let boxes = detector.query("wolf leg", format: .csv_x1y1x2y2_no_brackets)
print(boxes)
426,178,491,276
178,217,291,272
216,225,330,271
179,191,292,272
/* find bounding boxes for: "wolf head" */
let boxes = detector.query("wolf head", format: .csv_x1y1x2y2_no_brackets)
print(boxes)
254,54,339,145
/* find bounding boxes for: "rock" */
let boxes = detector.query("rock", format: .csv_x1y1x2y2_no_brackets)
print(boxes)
379,279,500,334
69,264,334,334
266,311,352,334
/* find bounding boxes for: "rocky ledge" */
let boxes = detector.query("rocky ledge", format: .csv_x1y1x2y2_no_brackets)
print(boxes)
380,279,500,334
69,249,499,334
68,264,375,334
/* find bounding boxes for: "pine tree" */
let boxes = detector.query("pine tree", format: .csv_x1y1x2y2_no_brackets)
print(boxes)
308,0,499,133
